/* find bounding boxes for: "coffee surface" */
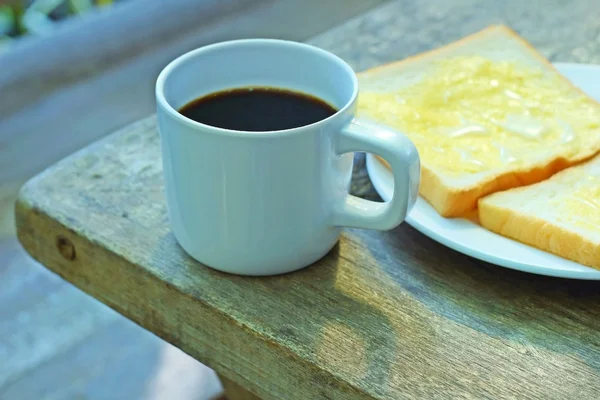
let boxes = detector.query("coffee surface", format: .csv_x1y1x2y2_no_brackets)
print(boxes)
179,87,337,131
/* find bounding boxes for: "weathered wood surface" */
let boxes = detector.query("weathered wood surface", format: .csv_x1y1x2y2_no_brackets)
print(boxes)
14,0,600,399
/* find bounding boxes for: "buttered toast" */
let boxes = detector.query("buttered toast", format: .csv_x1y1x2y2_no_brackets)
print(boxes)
358,25,600,217
479,155,600,270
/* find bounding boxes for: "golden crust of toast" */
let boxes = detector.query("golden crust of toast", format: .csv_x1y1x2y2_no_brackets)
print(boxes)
478,157,600,270
479,202,600,271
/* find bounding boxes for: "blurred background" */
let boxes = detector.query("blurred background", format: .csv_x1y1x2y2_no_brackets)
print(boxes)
0,0,386,399
0,0,118,46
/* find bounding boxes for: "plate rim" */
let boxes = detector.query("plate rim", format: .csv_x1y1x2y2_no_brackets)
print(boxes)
364,62,600,280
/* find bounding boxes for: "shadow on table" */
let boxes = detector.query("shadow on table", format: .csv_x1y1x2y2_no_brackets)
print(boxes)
300,243,398,393
363,224,600,371
349,152,600,370
235,243,400,396
155,229,400,398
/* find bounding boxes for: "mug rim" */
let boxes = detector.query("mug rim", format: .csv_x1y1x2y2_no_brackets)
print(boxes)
155,38,359,138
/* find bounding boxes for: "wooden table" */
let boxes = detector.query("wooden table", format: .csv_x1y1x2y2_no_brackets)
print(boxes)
15,1,600,399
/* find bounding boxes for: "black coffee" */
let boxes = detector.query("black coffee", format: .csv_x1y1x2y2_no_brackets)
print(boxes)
178,87,337,131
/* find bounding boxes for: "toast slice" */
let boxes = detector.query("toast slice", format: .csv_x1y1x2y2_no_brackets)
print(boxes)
479,155,600,270
358,25,600,217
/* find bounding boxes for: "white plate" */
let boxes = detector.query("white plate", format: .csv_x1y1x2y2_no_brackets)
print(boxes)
366,62,600,280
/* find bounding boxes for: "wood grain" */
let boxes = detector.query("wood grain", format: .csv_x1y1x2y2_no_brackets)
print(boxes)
15,116,600,400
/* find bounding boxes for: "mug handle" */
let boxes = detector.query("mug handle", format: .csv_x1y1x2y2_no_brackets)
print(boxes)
332,118,420,230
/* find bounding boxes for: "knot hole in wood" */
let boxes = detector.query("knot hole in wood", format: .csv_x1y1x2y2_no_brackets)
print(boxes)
56,235,76,261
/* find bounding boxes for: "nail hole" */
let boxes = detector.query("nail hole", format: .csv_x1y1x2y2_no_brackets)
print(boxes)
56,235,76,261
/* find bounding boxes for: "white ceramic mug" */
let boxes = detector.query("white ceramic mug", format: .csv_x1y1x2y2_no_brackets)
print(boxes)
156,39,420,276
